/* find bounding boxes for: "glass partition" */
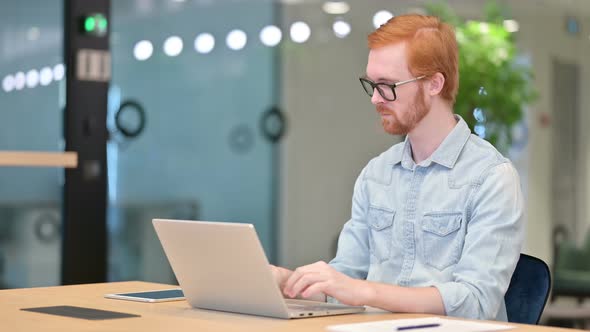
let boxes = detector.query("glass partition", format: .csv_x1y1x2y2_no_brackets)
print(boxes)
0,0,64,288
108,0,278,283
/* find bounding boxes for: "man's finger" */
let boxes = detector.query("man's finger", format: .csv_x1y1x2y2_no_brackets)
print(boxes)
284,264,320,292
301,281,329,299
289,272,324,298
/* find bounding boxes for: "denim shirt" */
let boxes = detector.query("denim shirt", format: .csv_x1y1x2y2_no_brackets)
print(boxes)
329,116,524,321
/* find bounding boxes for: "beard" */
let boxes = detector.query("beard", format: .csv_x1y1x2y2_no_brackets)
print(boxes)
377,86,430,135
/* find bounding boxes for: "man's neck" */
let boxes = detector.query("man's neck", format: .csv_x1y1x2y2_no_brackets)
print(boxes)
407,102,457,164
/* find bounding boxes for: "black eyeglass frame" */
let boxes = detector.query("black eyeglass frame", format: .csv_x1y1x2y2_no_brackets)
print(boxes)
359,75,426,101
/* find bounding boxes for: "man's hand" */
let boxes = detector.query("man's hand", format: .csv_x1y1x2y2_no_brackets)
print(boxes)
283,261,374,306
276,261,444,313
269,264,293,290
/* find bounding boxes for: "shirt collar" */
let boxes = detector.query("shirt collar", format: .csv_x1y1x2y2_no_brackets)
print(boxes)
390,115,471,169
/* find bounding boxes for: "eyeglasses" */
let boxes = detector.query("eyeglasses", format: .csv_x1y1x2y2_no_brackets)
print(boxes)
359,75,426,101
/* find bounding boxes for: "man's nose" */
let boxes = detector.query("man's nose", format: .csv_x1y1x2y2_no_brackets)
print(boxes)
371,88,385,105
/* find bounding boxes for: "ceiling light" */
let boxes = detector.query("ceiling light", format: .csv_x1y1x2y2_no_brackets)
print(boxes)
260,25,282,47
322,2,350,15
226,29,247,50
333,20,351,38
290,21,311,43
134,40,154,61
373,10,393,29
39,67,53,86
26,69,39,88
194,33,215,54
2,75,14,92
163,36,183,57
503,19,519,33
53,64,65,81
14,72,25,90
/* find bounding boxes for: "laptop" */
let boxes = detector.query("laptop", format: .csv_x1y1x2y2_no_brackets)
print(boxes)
152,219,366,319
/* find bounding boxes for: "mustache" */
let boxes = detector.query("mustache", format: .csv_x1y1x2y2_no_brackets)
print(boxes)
376,105,393,114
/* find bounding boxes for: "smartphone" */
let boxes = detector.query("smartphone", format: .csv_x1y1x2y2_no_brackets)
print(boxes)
104,289,185,303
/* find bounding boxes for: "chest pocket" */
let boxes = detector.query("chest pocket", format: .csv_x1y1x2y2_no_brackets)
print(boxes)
421,212,464,270
367,206,395,263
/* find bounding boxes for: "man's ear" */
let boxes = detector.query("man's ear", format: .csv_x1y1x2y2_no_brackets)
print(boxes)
428,72,445,96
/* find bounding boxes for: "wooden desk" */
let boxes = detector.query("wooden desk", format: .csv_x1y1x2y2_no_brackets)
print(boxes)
0,281,581,331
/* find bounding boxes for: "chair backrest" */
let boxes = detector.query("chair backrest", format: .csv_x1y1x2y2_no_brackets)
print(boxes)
504,253,551,324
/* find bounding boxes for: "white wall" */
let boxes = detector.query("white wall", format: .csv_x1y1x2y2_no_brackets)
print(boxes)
279,2,400,268
278,0,590,268
508,0,590,262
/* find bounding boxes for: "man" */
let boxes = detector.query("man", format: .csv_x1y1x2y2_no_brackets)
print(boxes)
272,14,523,320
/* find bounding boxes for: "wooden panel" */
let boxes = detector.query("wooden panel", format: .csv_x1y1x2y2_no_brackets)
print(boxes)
0,151,78,168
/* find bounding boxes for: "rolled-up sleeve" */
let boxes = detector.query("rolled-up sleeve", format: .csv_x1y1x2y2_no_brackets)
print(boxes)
433,162,524,320
329,166,371,280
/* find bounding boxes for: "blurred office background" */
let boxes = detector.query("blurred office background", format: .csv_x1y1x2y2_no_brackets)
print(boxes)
0,0,589,327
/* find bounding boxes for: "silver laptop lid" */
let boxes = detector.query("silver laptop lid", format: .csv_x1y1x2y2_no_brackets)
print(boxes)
152,219,291,318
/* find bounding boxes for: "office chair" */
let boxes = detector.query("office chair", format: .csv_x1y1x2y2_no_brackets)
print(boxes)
504,253,551,325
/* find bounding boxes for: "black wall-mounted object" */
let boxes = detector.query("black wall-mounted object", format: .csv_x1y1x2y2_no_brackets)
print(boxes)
115,100,147,138
260,106,287,144
62,0,111,284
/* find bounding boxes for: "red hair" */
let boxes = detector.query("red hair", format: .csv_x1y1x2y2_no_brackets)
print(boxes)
368,14,459,105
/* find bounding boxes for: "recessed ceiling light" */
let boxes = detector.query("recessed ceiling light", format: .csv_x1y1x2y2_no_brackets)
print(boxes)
503,19,519,33
14,72,25,90
2,75,15,92
373,10,393,29
163,36,183,57
39,67,53,86
26,69,39,88
333,20,351,38
322,2,350,15
194,33,215,54
290,21,311,43
260,25,282,47
53,64,65,81
134,40,154,61
226,29,247,50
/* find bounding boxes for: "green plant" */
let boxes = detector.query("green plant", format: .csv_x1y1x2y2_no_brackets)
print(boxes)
426,2,537,152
